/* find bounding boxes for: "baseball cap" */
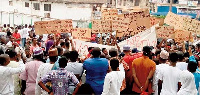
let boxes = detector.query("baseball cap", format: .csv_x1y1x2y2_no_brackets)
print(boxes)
123,45,130,51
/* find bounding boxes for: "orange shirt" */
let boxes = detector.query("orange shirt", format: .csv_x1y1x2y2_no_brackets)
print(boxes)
132,56,156,93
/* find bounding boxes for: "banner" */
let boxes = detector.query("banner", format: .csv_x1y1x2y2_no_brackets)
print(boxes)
34,19,73,35
118,24,158,51
92,20,112,33
155,26,175,39
124,9,151,35
72,39,114,56
72,28,91,41
175,30,191,43
150,17,164,26
164,12,200,34
112,16,129,31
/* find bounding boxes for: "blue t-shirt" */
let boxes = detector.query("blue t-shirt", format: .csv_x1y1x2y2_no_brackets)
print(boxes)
46,56,61,70
83,58,108,95
193,72,200,92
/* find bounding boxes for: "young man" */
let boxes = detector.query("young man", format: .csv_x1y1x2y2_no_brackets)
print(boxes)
176,51,188,71
152,50,169,95
65,50,83,94
0,54,25,95
38,57,81,95
132,46,156,94
157,52,182,95
30,37,39,55
20,47,44,95
83,47,109,95
5,49,21,95
187,61,200,93
35,48,58,95
12,28,21,45
21,24,29,48
102,58,125,95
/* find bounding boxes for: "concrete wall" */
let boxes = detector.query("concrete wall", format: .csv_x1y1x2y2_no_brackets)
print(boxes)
0,0,92,27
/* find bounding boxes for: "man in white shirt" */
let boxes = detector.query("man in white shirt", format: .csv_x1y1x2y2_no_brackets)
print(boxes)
176,51,188,71
21,24,29,48
157,52,182,95
102,58,125,95
35,48,58,95
65,50,83,94
0,54,25,95
5,49,22,95
153,50,169,95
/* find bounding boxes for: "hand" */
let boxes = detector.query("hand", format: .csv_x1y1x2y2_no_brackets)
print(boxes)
49,92,53,95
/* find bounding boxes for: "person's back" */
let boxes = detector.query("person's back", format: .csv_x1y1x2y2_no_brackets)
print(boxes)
84,58,108,81
177,70,197,95
176,62,188,71
132,56,156,93
0,54,25,95
102,59,125,95
158,66,181,95
20,60,43,95
83,47,108,95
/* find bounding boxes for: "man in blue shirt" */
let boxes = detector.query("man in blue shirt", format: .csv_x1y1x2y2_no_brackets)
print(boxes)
188,61,200,93
83,47,109,95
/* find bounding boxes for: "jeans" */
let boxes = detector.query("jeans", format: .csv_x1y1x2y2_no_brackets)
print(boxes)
21,38,26,48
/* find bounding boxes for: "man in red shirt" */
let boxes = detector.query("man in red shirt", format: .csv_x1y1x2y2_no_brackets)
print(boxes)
12,28,21,45
122,45,142,94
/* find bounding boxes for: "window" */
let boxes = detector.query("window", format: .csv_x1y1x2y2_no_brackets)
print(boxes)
25,2,29,7
9,1,13,6
44,4,51,11
33,3,40,10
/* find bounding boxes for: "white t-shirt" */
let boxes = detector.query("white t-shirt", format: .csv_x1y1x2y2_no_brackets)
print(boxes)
176,62,188,71
153,64,169,95
102,71,125,95
65,62,83,76
157,66,182,95
21,28,29,38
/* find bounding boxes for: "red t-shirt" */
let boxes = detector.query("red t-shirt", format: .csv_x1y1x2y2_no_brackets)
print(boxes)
12,33,21,44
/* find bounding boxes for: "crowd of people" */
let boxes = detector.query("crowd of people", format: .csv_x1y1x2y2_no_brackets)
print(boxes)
0,23,200,95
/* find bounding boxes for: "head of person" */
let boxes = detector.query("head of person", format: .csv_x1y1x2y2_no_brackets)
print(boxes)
109,48,118,57
5,49,17,60
143,46,152,57
88,47,94,54
110,58,119,71
91,47,101,58
0,54,10,66
159,50,169,63
65,42,70,49
14,28,18,33
3,24,6,28
123,45,131,54
132,48,139,53
56,46,63,56
177,51,184,62
62,50,70,60
33,47,43,61
59,57,68,68
32,37,37,45
48,48,58,63
169,52,178,63
69,50,79,62
7,24,10,27
76,83,94,94
39,35,43,39
60,42,65,48
187,61,198,73
102,48,108,55
25,24,28,28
